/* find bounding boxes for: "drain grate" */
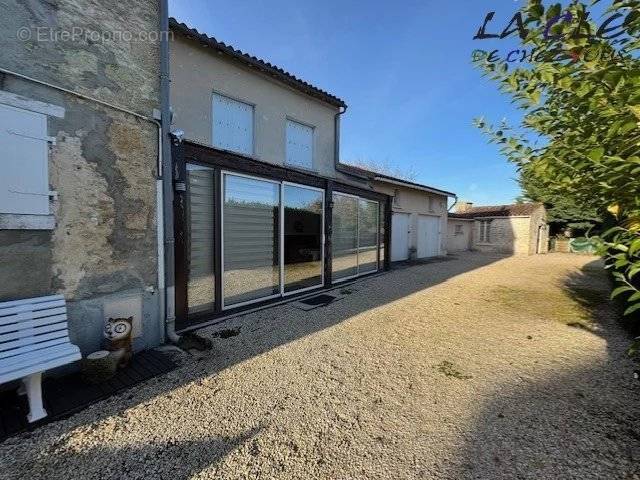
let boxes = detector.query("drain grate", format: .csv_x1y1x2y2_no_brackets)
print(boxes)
299,294,336,307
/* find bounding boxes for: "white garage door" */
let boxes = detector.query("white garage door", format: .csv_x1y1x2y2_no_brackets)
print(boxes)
417,215,440,258
391,213,410,261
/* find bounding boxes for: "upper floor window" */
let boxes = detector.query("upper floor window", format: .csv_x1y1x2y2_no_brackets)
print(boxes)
212,93,253,156
479,220,492,243
0,103,50,216
285,119,313,170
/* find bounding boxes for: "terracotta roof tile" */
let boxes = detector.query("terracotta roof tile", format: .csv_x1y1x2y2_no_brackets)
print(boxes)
450,203,542,219
169,18,347,108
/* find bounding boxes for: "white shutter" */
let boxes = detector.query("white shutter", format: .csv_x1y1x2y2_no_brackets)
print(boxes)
212,93,253,155
286,120,313,169
0,103,49,215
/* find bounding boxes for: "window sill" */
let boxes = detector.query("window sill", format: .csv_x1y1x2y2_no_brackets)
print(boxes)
0,213,55,230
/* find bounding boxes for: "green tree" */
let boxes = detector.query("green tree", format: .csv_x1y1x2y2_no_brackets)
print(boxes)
474,0,640,319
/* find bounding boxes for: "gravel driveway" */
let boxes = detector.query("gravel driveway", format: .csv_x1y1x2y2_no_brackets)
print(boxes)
2,253,639,479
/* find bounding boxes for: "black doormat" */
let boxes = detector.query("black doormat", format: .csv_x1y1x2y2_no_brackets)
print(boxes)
0,350,176,443
299,294,336,307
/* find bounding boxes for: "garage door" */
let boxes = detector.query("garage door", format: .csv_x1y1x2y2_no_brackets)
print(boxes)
417,215,440,258
391,213,410,261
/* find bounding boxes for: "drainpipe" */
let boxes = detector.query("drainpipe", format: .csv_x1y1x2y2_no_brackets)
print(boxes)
159,0,180,343
333,106,370,180
448,195,459,212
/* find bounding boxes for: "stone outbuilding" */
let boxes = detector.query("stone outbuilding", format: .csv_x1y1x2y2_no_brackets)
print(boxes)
447,202,549,255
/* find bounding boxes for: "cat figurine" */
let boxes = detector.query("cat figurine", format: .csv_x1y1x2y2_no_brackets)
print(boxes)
103,316,133,368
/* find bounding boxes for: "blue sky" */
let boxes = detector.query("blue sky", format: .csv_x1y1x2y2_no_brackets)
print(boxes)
169,0,535,205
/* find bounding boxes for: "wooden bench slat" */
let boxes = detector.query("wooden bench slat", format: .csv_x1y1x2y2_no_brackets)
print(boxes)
0,294,64,310
0,307,67,327
0,299,66,317
0,322,69,343
0,337,71,359
0,314,68,335
0,330,70,353
0,343,79,371
0,351,81,384
0,294,82,424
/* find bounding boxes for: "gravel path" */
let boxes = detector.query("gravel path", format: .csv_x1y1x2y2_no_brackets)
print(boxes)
2,253,640,479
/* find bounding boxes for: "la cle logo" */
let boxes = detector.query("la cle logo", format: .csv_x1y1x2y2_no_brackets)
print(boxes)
474,10,628,41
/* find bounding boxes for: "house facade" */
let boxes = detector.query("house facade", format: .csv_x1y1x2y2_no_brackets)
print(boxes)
0,0,164,354
448,202,549,255
0,4,457,353
168,20,391,330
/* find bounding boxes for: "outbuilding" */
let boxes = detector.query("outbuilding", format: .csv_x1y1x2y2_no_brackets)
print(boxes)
448,202,549,255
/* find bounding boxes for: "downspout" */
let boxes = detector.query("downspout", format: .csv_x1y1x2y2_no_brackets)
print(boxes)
333,106,347,169
333,106,369,180
448,195,459,212
159,0,180,343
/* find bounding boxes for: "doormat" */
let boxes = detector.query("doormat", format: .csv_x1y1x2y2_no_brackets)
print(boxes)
0,349,177,443
293,294,338,311
300,294,336,306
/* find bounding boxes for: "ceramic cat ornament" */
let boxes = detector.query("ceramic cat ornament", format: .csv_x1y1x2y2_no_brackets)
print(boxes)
103,316,133,368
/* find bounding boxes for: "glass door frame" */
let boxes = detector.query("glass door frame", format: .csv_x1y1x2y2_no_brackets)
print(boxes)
357,197,380,275
281,181,325,298
220,170,283,311
172,140,392,331
331,192,380,284
220,171,326,311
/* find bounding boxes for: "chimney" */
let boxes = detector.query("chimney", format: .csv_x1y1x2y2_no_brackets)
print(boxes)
456,201,474,213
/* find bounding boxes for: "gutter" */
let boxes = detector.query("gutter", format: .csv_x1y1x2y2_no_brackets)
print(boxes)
160,0,180,343
373,176,456,198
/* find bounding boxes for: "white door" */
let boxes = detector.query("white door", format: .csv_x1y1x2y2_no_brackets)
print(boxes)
417,215,440,258
391,213,410,261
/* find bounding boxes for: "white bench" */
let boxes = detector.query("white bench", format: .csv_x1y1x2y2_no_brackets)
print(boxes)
0,294,81,422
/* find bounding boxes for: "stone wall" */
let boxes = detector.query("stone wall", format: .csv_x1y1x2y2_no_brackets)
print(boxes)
0,0,163,354
469,206,549,255
473,217,529,254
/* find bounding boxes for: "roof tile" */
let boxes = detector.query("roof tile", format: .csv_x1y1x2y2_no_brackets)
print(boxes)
169,18,347,108
450,203,543,218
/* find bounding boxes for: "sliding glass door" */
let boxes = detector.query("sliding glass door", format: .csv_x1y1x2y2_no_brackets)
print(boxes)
184,170,381,315
222,174,281,308
221,173,325,309
186,164,216,314
332,192,380,282
283,184,324,294
332,193,358,281
358,199,379,274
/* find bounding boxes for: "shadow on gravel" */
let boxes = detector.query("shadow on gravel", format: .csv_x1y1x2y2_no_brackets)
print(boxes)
441,258,640,479
2,252,506,469
0,253,506,478
25,427,261,480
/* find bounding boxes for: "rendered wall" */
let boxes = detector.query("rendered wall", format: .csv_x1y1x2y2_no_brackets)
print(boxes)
170,34,341,179
373,181,448,257
447,220,473,252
